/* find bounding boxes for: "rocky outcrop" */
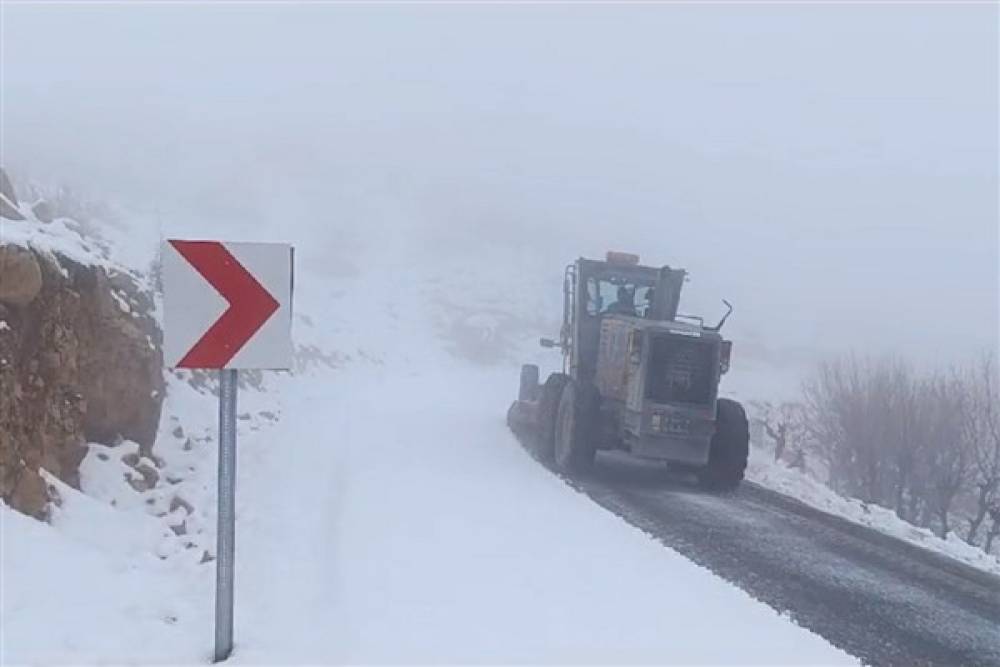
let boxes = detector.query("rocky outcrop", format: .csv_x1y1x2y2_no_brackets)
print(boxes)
1,210,164,519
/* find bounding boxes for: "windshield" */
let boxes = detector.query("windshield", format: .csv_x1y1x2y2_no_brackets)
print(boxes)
585,277,655,318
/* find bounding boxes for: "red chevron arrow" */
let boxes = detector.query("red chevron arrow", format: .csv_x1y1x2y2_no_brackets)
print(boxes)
169,240,280,369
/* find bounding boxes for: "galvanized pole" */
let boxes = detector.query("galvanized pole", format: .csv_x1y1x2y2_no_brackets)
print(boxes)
215,368,238,662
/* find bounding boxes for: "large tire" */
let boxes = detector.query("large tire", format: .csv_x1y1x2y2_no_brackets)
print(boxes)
697,398,749,491
553,380,599,473
506,401,524,435
518,364,540,402
535,373,569,464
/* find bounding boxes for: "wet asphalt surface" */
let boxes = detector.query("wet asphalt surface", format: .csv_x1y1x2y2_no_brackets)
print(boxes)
552,451,1000,666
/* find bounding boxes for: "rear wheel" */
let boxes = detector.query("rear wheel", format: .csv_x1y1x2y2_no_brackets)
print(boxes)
518,364,540,401
554,380,599,473
697,398,749,491
535,373,569,464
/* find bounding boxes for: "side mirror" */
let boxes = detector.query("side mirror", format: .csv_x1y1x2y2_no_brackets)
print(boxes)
720,340,732,374
539,337,558,349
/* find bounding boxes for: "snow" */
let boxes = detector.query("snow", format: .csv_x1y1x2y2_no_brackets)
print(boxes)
0,197,157,290
747,449,1000,577
2,194,993,661
1,215,854,662
0,199,868,664
109,289,132,314
1,483,214,664
2,361,854,665
231,367,853,664
3,214,109,270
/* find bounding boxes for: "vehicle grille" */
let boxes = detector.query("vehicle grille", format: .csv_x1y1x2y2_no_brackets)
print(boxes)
646,335,716,405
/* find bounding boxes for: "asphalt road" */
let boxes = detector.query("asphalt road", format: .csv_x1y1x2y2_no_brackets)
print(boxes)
555,451,1000,666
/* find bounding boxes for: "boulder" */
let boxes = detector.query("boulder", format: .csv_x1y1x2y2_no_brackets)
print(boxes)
3,468,51,521
0,245,43,306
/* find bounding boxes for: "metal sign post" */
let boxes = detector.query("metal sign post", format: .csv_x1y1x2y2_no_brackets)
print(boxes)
161,240,293,663
215,368,238,662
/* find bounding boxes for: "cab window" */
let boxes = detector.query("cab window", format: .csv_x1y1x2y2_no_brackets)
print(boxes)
585,278,654,317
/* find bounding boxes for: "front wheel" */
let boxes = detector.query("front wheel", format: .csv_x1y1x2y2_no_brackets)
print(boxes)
697,398,749,491
535,373,569,464
553,380,599,473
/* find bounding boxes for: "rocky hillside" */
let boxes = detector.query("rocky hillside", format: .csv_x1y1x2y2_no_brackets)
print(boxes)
0,169,164,519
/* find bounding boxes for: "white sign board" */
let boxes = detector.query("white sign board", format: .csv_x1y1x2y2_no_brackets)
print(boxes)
162,240,293,370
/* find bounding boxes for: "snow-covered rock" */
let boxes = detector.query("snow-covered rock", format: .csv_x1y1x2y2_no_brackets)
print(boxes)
1,171,164,519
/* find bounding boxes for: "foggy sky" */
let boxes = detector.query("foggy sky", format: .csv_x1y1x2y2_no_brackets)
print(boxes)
2,3,997,366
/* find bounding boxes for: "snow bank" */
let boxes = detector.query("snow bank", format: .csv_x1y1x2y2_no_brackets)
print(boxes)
747,449,1000,577
1,496,214,664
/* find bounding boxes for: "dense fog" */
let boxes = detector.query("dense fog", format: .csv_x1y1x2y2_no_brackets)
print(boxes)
3,3,997,366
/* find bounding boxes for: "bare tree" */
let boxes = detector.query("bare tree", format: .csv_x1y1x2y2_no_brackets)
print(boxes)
801,352,998,551
758,401,807,464
887,368,924,522
963,353,1000,550
985,507,1000,555
917,374,972,538
804,356,862,496
804,355,913,505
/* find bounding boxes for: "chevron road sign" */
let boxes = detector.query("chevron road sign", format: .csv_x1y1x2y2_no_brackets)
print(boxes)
162,239,293,662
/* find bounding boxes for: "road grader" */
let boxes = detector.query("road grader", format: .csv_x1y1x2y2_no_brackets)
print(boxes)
507,252,749,489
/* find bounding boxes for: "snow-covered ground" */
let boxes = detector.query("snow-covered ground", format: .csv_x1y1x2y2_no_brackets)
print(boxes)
4,195,996,663
231,365,855,664
1,363,854,665
2,211,857,663
10,193,995,664
5,192,999,663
